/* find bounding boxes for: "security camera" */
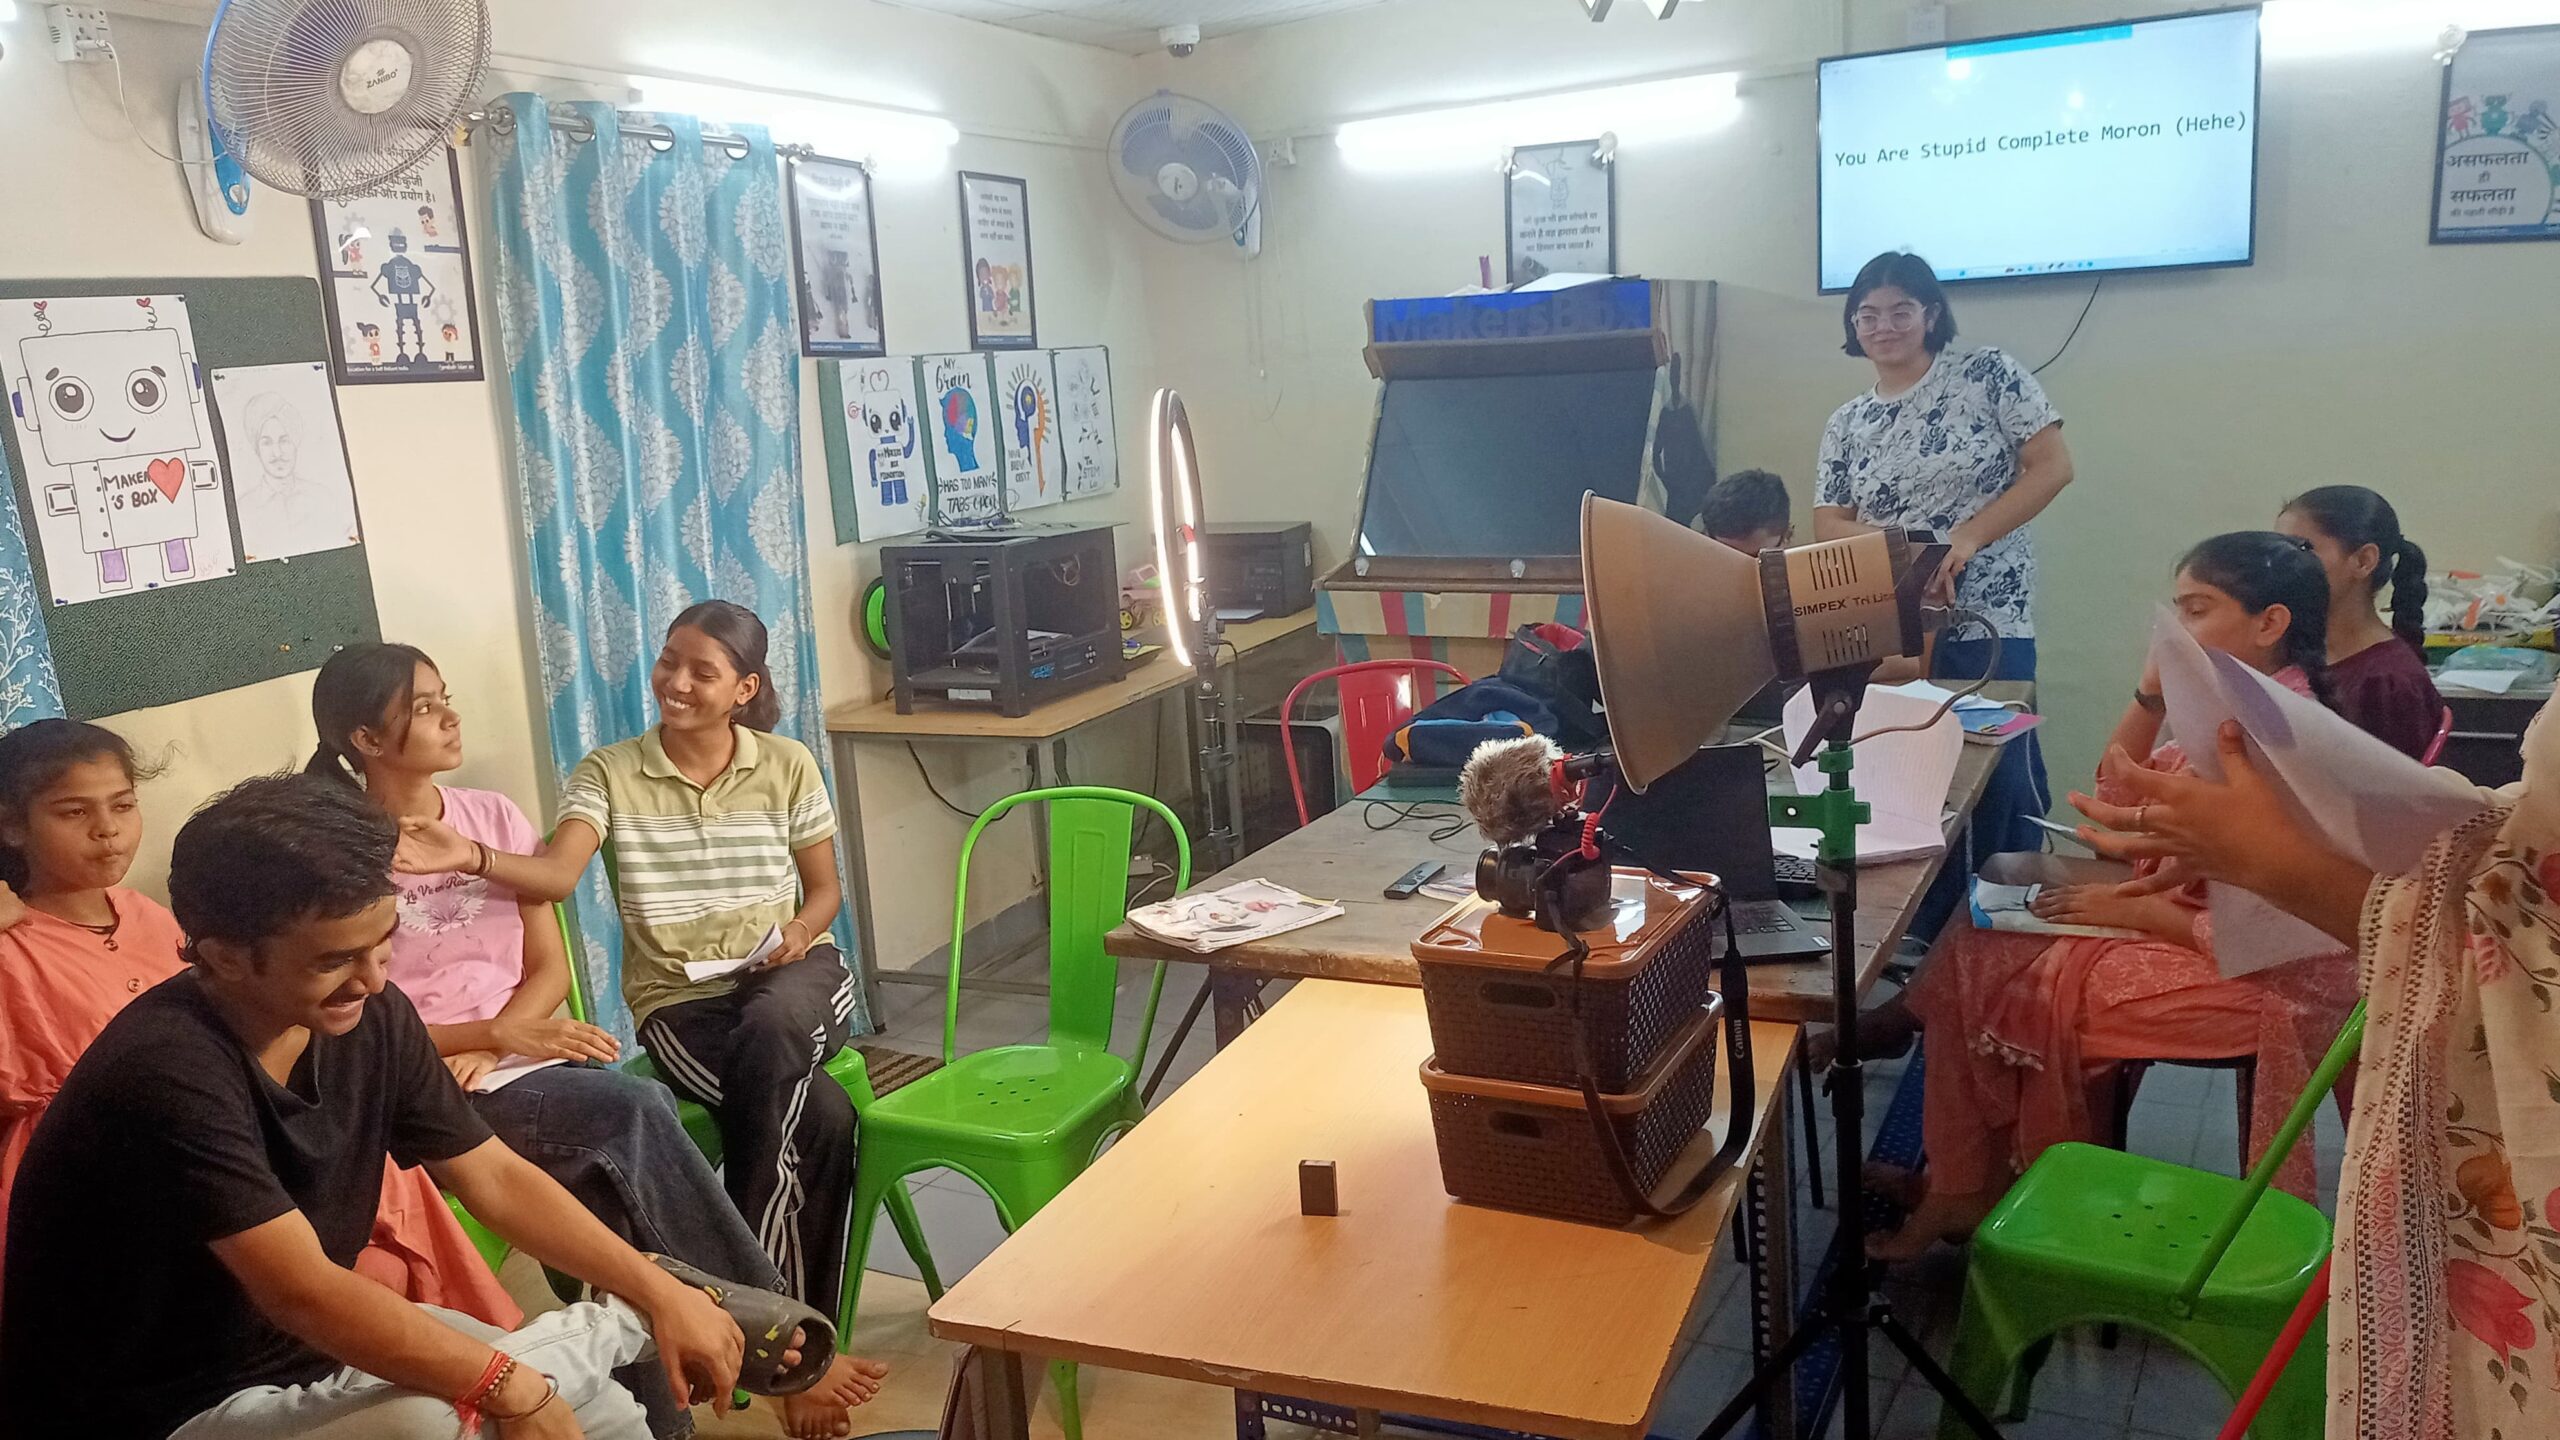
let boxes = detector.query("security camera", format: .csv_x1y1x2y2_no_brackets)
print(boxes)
1159,23,1200,58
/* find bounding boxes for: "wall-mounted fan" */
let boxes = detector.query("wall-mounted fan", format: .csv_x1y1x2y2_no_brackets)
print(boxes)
1108,90,1262,257
203,0,493,200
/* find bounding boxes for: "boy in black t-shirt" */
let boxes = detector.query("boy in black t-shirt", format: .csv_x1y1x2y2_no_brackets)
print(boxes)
0,775,765,1440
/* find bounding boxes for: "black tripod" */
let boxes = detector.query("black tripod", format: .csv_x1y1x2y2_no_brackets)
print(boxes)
1694,670,2004,1440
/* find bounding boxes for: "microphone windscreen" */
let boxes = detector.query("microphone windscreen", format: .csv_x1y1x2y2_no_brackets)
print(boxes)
1459,734,1567,846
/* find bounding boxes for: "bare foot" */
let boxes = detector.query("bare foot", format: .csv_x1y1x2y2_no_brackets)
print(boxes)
1860,1160,1926,1210
780,1354,891,1438
1865,1188,1998,1263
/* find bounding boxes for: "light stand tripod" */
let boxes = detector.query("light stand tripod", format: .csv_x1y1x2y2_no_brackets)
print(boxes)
1693,668,2004,1440
1186,613,1248,876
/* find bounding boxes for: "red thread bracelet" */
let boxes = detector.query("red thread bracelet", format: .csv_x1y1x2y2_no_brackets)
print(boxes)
455,1351,515,1436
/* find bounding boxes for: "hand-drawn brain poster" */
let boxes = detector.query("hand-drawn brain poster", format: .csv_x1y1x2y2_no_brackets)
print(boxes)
0,294,239,606
999,354,1066,514
919,352,1004,529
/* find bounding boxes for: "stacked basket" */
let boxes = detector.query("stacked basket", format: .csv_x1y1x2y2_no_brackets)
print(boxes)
1411,869,1728,1225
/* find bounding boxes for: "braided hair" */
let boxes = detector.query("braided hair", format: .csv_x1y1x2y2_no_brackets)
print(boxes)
2282,485,2430,653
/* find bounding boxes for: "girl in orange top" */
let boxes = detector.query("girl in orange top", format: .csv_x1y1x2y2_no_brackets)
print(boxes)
0,719,516,1330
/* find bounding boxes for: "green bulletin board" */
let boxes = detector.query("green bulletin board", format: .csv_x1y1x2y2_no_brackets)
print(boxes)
0,276,381,718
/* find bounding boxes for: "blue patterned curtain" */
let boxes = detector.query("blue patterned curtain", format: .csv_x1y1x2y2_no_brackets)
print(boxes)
0,443,64,730
482,95,859,1042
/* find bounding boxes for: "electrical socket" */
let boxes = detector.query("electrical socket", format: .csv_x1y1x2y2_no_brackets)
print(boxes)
45,5,115,63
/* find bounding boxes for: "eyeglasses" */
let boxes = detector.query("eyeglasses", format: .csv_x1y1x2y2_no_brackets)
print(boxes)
1852,304,1926,333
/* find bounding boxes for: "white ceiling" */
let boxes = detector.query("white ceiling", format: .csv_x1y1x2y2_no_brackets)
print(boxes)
877,0,1394,55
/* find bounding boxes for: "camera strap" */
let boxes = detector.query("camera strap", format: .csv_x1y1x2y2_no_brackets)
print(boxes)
1544,860,1756,1222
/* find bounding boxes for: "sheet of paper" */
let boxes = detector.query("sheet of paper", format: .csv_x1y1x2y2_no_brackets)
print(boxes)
471,1056,569,1095
1126,878,1345,955
1969,880,2144,940
0,294,240,606
2147,608,2494,974
997,353,1066,513
1050,346,1118,499
1773,682,1962,864
211,361,363,562
2438,668,2525,695
681,924,784,983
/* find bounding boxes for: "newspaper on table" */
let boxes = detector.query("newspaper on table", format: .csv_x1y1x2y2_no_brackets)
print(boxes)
1126,878,1344,955
2146,607,2494,975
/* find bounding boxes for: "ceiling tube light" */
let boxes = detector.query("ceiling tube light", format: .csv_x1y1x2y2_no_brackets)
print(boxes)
2260,1,2560,59
1337,71,1740,172
632,79,960,177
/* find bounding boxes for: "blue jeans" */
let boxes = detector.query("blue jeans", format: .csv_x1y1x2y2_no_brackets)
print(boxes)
1909,635,2049,941
471,1063,788,1297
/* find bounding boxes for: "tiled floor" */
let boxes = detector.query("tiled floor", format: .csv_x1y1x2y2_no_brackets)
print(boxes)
607,965,2347,1439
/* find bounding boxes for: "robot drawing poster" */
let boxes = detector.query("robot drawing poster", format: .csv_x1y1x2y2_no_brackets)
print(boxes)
829,357,929,541
310,147,485,383
1050,347,1119,500
999,354,1066,515
0,294,240,607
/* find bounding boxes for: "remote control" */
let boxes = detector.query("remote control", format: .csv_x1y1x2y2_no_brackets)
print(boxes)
1384,861,1446,899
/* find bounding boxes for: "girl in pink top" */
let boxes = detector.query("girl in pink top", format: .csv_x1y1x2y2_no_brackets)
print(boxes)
0,719,516,1332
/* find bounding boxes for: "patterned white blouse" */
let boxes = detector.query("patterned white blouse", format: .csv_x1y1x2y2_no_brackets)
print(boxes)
1816,347,2061,639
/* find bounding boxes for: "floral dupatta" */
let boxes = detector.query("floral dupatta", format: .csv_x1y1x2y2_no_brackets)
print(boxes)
2332,694,2558,1440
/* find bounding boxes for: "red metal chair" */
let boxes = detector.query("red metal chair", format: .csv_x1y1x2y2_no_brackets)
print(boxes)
1279,660,1470,827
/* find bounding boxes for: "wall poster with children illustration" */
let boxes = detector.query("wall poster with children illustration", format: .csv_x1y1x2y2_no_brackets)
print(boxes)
310,146,485,383
959,171,1038,351
0,293,240,607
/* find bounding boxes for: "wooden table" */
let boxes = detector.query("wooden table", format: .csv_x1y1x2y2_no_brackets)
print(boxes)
1107,686,2024,1036
823,612,1322,1020
928,981,1803,1440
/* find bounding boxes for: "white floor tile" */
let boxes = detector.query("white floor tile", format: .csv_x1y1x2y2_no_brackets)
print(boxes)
864,1176,1012,1284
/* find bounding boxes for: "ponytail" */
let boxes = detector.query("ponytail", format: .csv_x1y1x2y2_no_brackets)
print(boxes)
2281,485,2430,654
2177,531,2339,712
2384,537,2430,653
669,600,781,732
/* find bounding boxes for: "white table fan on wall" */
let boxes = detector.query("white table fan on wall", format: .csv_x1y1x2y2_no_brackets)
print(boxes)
1109,90,1263,257
188,0,493,238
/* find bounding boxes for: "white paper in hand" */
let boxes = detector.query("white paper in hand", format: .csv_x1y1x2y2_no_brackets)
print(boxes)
1774,681,1963,864
471,1056,569,1095
682,925,785,983
2147,609,2491,974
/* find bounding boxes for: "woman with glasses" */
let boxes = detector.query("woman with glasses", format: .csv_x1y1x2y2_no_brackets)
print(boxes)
1815,251,2076,885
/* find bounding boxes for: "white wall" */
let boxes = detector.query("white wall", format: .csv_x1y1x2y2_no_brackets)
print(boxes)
0,0,1169,973
1138,0,2560,793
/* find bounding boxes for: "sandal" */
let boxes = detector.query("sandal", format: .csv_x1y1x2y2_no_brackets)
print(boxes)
648,1255,839,1396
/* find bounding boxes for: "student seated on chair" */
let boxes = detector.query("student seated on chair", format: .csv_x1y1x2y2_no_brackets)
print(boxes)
0,774,760,1440
2273,484,2446,761
309,642,885,1439
1835,533,2361,1261
1699,468,1795,555
0,720,518,1338
395,603,862,1336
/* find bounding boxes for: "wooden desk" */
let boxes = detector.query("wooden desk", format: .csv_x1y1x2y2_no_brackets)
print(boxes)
928,981,1803,1440
1105,690,2022,1030
823,613,1321,1021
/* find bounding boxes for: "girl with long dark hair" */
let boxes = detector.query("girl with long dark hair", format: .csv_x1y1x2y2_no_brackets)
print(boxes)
2276,484,2446,759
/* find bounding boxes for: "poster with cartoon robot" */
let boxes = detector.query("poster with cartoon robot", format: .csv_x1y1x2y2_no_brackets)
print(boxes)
918,352,1005,529
0,294,239,607
830,357,930,541
1049,347,1119,500
310,147,485,383
998,354,1067,514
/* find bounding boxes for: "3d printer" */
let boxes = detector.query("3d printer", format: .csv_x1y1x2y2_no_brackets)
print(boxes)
882,525,1125,716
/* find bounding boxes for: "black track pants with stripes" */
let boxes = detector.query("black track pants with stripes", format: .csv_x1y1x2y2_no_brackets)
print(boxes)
637,944,858,1310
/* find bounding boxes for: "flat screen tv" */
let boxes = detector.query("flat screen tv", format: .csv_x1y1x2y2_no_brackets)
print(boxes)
1817,7,2261,292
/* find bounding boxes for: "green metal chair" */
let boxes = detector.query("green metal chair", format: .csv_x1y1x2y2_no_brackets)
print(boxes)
837,786,1191,1440
447,902,947,1333
1936,1000,2365,1440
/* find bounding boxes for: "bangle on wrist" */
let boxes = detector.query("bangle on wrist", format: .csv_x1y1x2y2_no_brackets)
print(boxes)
484,1374,559,1424
455,1351,517,1434
471,841,491,877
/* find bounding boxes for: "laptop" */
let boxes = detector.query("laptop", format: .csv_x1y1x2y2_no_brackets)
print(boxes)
1594,743,1832,962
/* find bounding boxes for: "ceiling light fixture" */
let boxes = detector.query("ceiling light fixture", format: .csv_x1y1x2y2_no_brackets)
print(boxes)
1338,70,1739,172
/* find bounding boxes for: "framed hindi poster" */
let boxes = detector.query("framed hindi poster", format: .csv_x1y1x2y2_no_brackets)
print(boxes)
958,171,1039,350
1505,139,1617,286
789,155,888,356
310,145,484,383
2431,24,2560,243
